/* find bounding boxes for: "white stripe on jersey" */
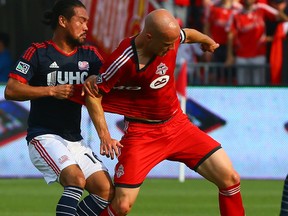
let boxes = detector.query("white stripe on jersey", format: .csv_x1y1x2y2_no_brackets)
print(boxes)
103,46,134,81
180,29,186,43
255,3,278,15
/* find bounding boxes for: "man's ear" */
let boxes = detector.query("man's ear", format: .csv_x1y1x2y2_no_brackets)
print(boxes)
146,33,152,41
58,15,67,28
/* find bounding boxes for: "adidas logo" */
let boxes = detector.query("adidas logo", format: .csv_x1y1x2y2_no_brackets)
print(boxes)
49,61,59,69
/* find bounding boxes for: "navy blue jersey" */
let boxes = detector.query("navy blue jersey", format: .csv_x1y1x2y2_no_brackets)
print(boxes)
9,40,103,142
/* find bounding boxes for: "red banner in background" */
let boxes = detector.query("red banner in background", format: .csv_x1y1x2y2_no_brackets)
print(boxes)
82,0,158,57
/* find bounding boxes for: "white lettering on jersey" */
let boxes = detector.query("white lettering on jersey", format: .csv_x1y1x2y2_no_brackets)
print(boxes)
150,75,170,89
113,86,141,90
47,71,57,86
47,71,88,86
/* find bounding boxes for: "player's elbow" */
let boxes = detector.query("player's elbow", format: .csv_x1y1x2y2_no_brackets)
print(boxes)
4,86,14,100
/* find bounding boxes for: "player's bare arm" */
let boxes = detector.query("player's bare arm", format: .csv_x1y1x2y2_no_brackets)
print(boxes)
5,78,74,101
85,94,123,160
81,75,99,97
183,28,219,52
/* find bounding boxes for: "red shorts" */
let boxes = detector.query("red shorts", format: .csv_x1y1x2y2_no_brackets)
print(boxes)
114,110,221,187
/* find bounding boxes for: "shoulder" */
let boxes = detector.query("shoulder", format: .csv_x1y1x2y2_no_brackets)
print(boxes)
254,2,277,12
79,44,104,61
22,41,48,61
110,37,134,58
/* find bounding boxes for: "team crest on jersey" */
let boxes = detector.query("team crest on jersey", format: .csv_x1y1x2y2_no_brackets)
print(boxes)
156,63,168,75
78,61,89,70
16,61,30,74
115,164,124,178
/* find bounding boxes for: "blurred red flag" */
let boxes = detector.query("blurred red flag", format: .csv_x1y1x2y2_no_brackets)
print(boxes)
270,22,288,85
175,60,187,97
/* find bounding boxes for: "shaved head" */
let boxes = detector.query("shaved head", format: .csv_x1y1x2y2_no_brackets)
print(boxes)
143,9,180,40
135,9,181,57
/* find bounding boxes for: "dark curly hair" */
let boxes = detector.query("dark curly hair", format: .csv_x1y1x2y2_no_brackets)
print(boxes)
42,0,86,30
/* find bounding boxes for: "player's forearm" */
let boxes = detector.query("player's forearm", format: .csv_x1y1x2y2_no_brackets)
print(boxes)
85,95,111,141
5,78,56,101
183,28,216,44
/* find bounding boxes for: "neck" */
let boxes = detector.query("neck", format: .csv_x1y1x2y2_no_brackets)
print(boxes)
52,33,76,54
134,35,153,69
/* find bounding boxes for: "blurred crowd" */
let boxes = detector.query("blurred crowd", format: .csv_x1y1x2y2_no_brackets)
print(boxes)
158,0,288,85
1,0,288,86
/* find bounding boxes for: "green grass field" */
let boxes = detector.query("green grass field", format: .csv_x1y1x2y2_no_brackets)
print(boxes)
0,178,284,216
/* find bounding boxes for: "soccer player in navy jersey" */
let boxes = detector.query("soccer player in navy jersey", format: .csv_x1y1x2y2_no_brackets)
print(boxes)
4,0,122,215
81,9,245,216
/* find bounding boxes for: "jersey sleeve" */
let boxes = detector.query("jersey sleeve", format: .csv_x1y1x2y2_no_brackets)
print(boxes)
96,39,132,94
9,43,39,84
258,3,278,21
180,29,186,44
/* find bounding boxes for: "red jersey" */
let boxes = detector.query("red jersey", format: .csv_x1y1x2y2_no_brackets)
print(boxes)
98,35,184,120
205,2,242,45
230,3,278,57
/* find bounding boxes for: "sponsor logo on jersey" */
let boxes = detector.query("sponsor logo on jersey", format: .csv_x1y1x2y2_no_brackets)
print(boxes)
47,71,57,86
78,61,89,70
150,75,170,89
16,61,30,74
49,61,59,69
156,63,168,75
47,71,89,86
113,86,141,90
116,164,124,178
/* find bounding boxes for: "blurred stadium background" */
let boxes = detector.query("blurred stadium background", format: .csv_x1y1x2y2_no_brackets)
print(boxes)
0,0,287,215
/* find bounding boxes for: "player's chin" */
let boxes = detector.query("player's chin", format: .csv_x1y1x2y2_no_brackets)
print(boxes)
79,35,87,43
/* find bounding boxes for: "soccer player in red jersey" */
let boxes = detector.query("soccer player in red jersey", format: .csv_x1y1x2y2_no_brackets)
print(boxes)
4,0,121,215
203,0,242,63
83,9,245,216
226,0,288,85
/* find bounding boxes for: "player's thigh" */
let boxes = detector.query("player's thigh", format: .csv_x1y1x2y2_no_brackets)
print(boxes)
69,141,109,180
29,134,77,184
196,148,239,188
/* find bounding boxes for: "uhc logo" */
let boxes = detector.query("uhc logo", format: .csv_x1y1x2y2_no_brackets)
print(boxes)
47,71,89,86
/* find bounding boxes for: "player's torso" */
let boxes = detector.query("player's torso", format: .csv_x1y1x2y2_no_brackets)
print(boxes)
233,8,267,56
209,4,240,44
101,38,180,119
13,41,101,139
29,43,93,87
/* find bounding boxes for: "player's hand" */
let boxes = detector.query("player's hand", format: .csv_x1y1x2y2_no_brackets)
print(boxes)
100,138,123,160
81,75,99,97
51,84,74,99
201,42,219,53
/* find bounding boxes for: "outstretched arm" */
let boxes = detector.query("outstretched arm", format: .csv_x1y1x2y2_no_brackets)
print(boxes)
85,94,123,160
183,28,219,52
